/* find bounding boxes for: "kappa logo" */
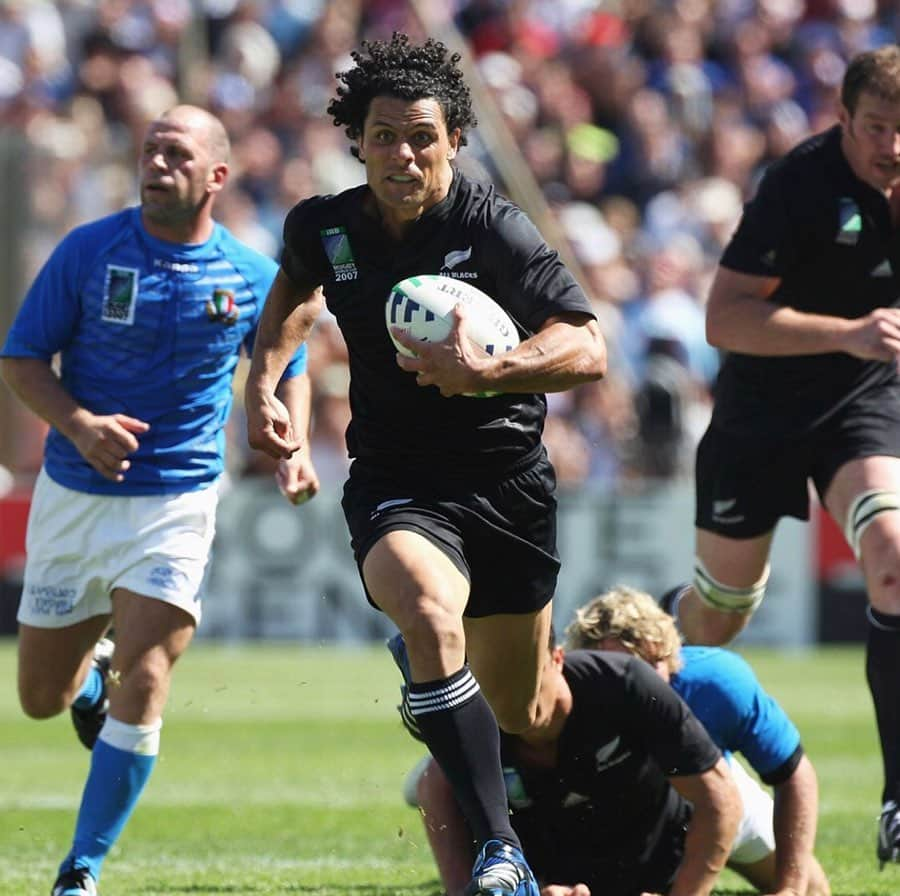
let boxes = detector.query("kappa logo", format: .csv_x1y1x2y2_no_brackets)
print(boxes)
871,259,893,278
320,226,358,282
836,197,862,245
441,246,478,279
102,265,139,325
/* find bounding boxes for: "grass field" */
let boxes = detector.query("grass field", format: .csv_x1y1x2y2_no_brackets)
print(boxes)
0,639,896,895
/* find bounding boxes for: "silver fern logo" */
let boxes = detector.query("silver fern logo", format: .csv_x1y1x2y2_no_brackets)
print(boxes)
441,247,478,279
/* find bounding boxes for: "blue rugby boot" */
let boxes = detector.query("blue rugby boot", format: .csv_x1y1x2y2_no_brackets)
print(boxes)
386,632,424,742
70,637,114,750
51,865,97,896
464,839,540,896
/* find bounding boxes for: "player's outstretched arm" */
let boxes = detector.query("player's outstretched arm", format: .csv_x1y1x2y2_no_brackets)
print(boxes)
668,756,742,896
414,757,476,896
245,273,322,460
1,356,149,482
770,755,830,896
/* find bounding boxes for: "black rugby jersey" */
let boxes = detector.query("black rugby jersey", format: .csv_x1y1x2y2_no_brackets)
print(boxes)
713,125,900,437
281,170,593,480
500,651,720,882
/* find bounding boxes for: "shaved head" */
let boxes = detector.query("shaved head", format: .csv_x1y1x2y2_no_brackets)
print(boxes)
156,105,230,164
139,105,230,242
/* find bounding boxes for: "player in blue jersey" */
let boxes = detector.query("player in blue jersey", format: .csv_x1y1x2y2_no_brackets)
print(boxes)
563,587,830,896
400,587,829,895
0,105,318,896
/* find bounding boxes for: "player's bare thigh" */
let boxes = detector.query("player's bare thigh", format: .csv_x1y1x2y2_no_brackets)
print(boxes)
362,529,469,680
465,602,553,734
18,615,111,718
824,455,900,614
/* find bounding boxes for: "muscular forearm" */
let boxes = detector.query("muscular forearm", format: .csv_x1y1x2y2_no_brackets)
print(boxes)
772,757,819,894
669,760,741,896
479,317,606,393
1,356,85,438
704,265,878,358
706,295,855,357
276,372,313,442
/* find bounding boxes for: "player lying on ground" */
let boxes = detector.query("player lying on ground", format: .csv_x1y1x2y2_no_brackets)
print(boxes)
393,629,740,896
564,586,830,896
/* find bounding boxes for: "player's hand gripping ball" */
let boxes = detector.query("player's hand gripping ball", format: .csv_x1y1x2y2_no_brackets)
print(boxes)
385,274,519,397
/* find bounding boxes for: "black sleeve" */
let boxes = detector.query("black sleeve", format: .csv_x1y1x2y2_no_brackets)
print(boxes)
760,743,804,787
483,201,595,335
720,163,801,278
621,656,722,777
280,198,331,292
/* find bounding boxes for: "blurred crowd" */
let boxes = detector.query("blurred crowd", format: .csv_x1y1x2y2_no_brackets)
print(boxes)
0,0,897,489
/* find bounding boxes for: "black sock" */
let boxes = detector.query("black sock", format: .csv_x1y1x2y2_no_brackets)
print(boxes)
409,666,519,850
866,607,900,805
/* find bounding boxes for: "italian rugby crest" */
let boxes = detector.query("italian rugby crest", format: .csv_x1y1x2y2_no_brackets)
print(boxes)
206,287,239,325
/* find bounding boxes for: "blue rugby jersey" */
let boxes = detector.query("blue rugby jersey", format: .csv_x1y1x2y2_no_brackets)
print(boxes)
1,207,306,496
673,645,801,781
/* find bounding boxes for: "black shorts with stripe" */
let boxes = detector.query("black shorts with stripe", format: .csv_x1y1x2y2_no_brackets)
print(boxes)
696,389,900,538
341,449,560,618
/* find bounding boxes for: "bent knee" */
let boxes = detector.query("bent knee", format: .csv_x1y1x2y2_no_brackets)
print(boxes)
491,695,538,734
18,680,72,719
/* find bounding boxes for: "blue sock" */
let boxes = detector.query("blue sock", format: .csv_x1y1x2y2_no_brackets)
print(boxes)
72,666,104,711
59,718,161,881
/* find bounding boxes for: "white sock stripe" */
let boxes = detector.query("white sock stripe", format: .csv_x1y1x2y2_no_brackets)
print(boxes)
408,671,480,715
98,716,163,755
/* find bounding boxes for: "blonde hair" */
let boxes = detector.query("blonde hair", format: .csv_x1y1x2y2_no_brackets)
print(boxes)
564,585,683,675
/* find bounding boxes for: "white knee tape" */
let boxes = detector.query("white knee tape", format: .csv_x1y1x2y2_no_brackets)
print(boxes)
693,560,769,614
844,489,900,559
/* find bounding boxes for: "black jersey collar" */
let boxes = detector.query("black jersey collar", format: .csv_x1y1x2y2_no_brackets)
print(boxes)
358,167,462,245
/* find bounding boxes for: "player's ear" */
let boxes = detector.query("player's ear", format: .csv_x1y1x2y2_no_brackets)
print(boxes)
208,162,228,194
447,128,461,160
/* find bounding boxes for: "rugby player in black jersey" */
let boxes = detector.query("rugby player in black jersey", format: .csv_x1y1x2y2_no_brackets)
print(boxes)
656,45,900,867
407,637,740,896
243,32,606,896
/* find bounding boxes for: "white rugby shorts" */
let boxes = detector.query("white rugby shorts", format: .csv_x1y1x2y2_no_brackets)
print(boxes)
17,469,218,628
728,754,776,865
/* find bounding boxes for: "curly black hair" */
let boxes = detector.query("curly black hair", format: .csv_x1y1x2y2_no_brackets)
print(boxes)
327,32,477,162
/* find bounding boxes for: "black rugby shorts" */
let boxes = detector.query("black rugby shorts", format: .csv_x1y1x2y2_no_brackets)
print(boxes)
696,390,900,538
341,453,560,617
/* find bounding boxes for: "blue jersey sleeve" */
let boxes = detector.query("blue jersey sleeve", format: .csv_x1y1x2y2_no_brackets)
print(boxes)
1,229,86,359
673,646,801,780
229,239,307,379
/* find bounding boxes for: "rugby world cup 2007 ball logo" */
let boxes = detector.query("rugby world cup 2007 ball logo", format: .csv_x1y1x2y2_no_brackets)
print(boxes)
206,287,239,325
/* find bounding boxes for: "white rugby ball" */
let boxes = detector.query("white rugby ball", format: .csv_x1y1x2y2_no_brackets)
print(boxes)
386,275,519,358
385,275,520,397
